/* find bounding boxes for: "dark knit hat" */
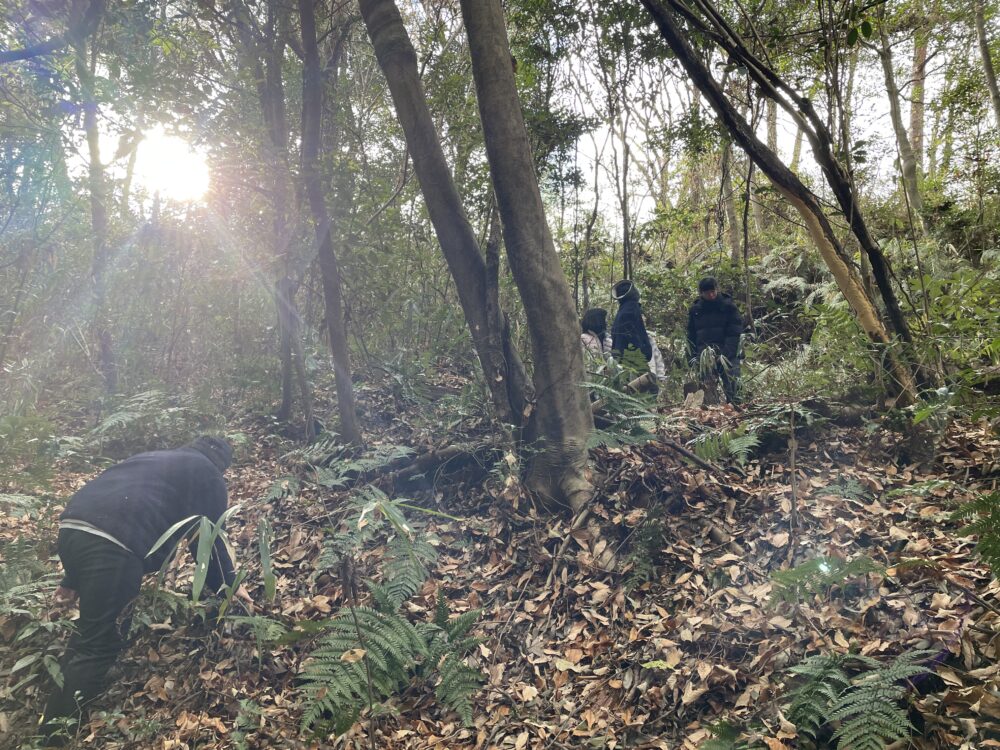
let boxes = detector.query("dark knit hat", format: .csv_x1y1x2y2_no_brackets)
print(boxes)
188,435,233,471
698,277,718,293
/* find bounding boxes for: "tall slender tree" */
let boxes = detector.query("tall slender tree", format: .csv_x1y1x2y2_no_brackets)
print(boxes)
358,0,532,428
299,0,361,444
460,0,593,511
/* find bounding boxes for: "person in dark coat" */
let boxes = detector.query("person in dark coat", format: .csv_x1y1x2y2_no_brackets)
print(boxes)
40,436,251,743
610,280,652,364
687,277,744,402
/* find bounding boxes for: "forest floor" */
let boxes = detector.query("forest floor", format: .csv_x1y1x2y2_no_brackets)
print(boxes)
2,382,1000,750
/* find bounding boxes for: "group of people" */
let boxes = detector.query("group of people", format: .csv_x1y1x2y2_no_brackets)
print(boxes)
32,278,744,746
580,276,744,403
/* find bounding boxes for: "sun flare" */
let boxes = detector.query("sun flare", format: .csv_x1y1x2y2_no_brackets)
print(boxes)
134,130,210,203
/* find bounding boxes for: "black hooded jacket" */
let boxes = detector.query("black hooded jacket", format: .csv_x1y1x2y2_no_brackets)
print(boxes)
687,293,743,361
60,441,236,592
611,298,652,361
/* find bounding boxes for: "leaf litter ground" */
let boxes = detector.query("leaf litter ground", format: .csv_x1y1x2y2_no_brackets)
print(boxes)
1,392,999,749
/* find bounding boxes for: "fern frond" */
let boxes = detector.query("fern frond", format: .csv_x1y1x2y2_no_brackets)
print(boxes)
298,607,426,733
434,653,482,726
770,556,883,604
953,491,1000,576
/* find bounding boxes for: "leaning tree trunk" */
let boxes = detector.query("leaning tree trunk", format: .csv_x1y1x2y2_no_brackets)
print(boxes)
358,0,532,427
661,0,916,352
299,0,361,445
975,0,1000,125
640,0,919,405
460,0,593,512
74,33,116,394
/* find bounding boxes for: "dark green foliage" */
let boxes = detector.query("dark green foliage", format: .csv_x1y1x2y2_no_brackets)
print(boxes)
785,654,851,741
420,596,484,726
783,650,934,750
298,488,483,734
689,425,760,465
829,651,934,750
368,535,438,613
624,509,670,589
91,390,210,457
298,607,427,733
586,381,659,449
953,491,1000,577
770,556,883,604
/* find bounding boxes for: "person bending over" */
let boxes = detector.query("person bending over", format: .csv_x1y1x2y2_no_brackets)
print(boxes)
40,436,251,744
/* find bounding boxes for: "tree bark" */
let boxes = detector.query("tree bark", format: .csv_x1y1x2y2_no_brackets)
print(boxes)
721,143,742,263
975,0,1000,126
874,27,923,217
460,0,593,511
234,1,316,437
299,0,361,445
357,0,531,427
73,29,116,393
639,0,919,404
910,4,928,173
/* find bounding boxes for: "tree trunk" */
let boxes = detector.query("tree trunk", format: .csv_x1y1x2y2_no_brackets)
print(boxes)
74,32,116,393
460,0,593,511
358,0,531,426
910,5,928,173
299,0,361,445
975,0,1000,125
766,98,777,152
660,0,916,352
874,27,923,218
721,143,742,262
640,0,919,405
790,126,803,172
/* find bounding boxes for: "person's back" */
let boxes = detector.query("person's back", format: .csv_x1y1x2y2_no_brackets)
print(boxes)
610,280,652,362
580,307,612,361
61,445,228,574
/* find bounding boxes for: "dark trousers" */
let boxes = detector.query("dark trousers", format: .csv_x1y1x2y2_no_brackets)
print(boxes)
42,529,143,737
719,359,741,404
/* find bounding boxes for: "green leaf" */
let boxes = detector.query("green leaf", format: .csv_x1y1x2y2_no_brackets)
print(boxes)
259,517,276,603
146,514,200,558
847,27,859,45
861,20,873,38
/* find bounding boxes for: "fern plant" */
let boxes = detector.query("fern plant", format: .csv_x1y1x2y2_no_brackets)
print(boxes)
829,651,933,750
298,607,428,733
770,556,883,604
586,381,660,449
298,487,483,734
785,653,851,741
783,650,933,750
689,426,760,465
953,491,1000,577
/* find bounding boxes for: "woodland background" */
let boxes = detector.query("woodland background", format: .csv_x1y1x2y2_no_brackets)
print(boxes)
2,0,1000,748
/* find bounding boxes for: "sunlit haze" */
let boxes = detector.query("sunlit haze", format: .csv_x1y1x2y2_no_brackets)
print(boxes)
134,130,209,202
